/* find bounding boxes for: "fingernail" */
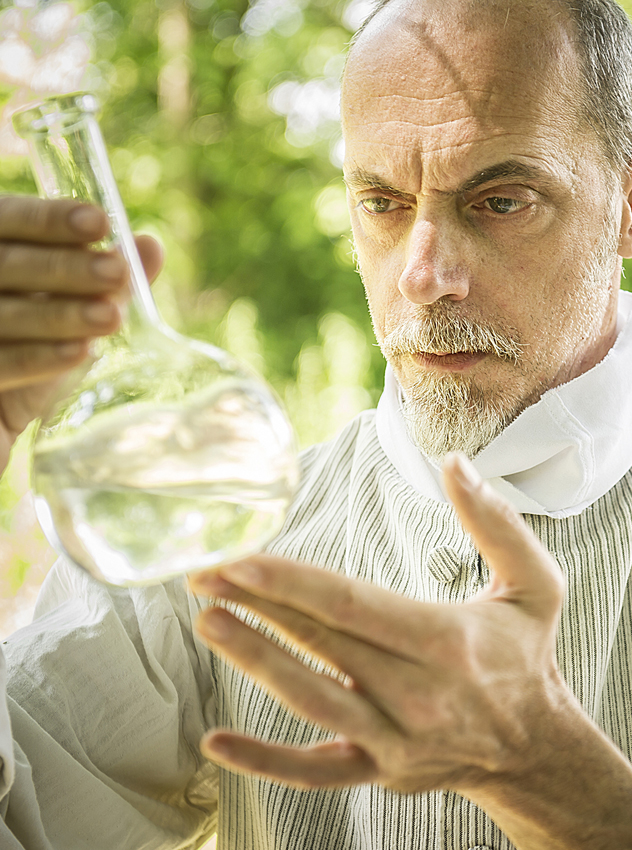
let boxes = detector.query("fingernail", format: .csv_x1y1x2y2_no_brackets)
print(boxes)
82,301,116,326
92,254,124,282
223,560,262,586
55,341,84,360
448,452,482,490
69,206,105,237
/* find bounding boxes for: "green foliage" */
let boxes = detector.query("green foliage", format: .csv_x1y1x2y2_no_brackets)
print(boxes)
0,0,378,595
86,0,383,407
1,0,383,439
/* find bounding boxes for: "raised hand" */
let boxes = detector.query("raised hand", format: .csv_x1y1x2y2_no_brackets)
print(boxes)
191,454,632,848
0,196,162,475
190,452,566,792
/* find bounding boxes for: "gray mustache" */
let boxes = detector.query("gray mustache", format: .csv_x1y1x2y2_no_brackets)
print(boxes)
381,310,524,363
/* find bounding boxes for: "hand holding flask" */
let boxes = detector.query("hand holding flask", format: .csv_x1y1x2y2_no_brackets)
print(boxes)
13,93,298,587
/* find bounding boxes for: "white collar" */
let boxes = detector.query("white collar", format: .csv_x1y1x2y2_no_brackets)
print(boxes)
375,290,632,517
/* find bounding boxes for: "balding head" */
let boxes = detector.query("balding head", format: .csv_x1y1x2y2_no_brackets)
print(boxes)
346,0,632,175
341,0,629,459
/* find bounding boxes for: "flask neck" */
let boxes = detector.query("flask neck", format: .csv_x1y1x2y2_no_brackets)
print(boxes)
14,93,160,330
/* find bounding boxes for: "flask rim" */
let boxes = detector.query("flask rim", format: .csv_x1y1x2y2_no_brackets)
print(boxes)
12,92,99,139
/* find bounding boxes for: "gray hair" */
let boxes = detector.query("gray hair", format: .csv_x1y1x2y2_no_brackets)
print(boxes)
350,0,632,173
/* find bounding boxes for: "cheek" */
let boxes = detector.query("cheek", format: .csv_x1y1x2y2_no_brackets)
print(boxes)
360,256,408,331
350,208,408,269
351,223,405,303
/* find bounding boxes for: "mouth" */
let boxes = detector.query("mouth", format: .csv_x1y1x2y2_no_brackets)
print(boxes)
411,351,488,372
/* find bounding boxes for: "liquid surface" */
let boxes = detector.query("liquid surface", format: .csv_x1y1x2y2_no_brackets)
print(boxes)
35,477,287,586
33,384,296,586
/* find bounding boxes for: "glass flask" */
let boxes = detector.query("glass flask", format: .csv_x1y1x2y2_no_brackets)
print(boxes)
13,93,298,587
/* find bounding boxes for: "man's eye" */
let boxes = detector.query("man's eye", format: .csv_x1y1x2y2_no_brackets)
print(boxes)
359,197,401,214
484,196,526,214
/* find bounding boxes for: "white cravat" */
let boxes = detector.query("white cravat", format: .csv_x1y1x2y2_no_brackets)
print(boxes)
375,290,632,518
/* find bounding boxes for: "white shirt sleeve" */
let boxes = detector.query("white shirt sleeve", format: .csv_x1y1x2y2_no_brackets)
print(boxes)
0,645,14,799
0,558,219,850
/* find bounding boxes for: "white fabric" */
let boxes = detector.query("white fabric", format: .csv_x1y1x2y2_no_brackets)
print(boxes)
376,289,632,517
0,649,14,800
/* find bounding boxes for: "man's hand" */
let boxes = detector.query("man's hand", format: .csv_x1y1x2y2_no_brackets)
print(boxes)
191,454,632,848
0,196,163,475
190,453,566,791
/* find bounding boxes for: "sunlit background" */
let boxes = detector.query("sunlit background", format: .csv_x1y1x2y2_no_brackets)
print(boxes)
2,0,632,636
2,1,632,611
0,0,384,638
2,0,632,846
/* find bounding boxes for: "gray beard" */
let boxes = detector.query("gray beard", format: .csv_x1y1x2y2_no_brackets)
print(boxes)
378,220,619,463
401,373,518,463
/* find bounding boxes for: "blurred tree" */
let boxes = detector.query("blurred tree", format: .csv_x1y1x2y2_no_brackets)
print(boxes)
0,0,378,609
0,0,384,433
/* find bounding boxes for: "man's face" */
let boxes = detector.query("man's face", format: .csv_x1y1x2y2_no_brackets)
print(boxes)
342,0,626,460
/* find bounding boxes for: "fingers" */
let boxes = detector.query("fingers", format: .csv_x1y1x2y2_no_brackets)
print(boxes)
0,296,120,340
200,734,377,789
0,340,90,391
195,606,397,749
194,574,420,728
135,234,164,283
0,243,128,295
441,453,565,615
0,197,131,393
0,196,108,244
190,556,449,663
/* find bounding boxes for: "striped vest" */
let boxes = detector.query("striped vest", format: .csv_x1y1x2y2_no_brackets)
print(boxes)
210,410,632,849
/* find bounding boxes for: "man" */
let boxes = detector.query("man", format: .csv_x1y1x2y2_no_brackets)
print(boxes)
0,0,631,847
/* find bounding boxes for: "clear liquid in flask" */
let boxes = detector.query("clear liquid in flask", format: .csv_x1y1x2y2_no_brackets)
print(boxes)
33,378,296,586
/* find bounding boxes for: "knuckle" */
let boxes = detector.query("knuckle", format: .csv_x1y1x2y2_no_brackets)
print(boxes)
47,298,72,331
328,585,357,625
295,689,331,724
293,616,328,652
241,634,268,669
19,197,51,235
44,247,67,284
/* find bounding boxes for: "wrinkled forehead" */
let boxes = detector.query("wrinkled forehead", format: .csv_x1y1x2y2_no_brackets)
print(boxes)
342,0,583,138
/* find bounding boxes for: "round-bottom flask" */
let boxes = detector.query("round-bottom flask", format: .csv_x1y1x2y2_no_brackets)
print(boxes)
14,94,298,587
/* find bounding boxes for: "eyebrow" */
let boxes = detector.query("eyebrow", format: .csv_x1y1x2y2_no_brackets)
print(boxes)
459,160,559,193
344,160,560,197
343,169,412,198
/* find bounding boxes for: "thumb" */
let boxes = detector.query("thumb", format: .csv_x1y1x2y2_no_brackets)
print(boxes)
441,452,565,618
135,234,164,284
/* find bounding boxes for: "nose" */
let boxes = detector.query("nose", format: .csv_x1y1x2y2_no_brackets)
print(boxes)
398,215,470,304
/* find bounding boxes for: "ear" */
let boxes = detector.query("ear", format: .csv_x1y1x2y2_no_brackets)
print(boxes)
618,168,632,259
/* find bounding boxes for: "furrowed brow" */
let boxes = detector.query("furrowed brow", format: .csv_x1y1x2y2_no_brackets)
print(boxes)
458,160,558,194
343,169,411,198
344,161,559,198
